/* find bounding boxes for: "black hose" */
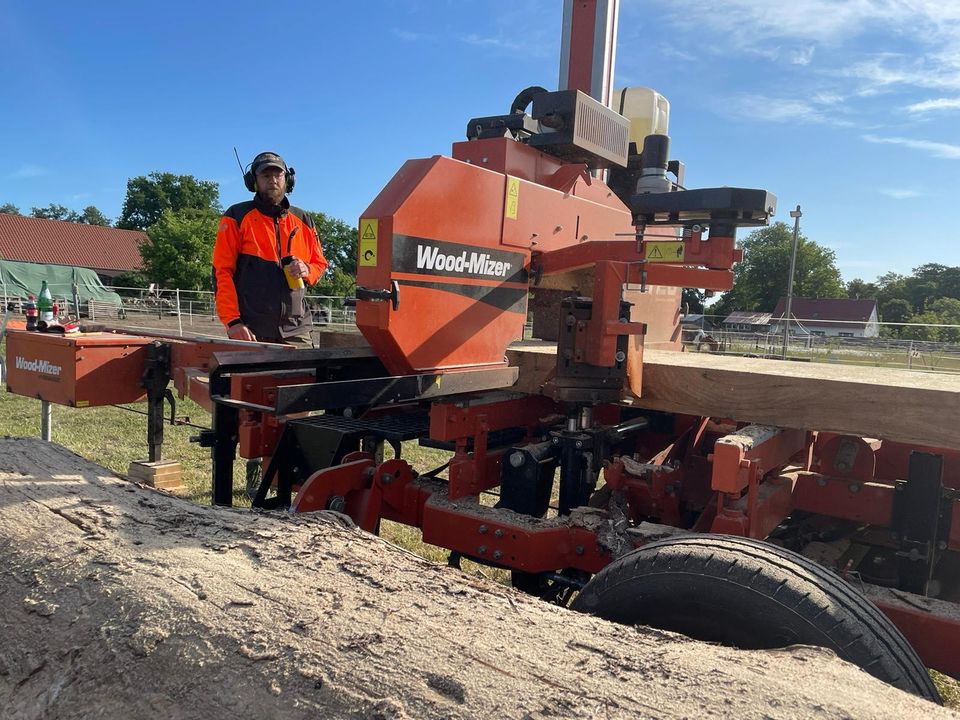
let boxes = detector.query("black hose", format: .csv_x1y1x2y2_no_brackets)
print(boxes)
510,86,548,115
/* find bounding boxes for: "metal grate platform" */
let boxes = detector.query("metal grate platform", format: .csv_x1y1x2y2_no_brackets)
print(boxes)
289,412,430,442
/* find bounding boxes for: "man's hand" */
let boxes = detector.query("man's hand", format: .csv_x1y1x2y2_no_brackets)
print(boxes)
286,256,310,279
227,322,257,341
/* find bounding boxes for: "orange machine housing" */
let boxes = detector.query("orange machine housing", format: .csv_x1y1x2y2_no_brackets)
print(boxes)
5,330,153,406
355,138,641,376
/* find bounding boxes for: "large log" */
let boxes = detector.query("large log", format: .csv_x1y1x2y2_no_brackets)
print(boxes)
507,344,960,450
0,439,951,719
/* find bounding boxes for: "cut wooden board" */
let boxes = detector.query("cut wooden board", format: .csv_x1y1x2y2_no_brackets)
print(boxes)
507,343,960,450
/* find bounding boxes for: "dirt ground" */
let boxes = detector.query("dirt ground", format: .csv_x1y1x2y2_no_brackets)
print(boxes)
0,438,955,720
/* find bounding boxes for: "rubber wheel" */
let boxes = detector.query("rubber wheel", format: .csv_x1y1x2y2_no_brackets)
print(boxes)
571,534,941,703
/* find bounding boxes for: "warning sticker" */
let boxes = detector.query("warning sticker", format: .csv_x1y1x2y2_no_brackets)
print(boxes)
645,241,684,263
505,177,519,220
359,218,378,267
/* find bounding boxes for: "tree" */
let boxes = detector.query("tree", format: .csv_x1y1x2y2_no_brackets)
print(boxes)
682,288,705,314
928,297,960,343
308,210,357,296
710,222,845,317
116,173,220,231
846,278,878,300
881,298,912,324
79,205,111,226
139,208,220,290
31,203,81,222
0,203,21,215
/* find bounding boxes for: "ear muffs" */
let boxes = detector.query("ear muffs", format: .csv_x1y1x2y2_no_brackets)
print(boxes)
243,165,257,193
245,152,296,194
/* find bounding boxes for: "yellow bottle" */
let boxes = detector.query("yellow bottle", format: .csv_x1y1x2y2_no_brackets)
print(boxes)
281,256,305,290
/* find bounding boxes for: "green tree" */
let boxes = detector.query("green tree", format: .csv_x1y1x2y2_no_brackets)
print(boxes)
846,278,878,300
79,205,111,226
116,172,220,230
31,203,81,222
711,222,845,317
901,311,940,342
682,288,705,314
307,210,357,296
928,297,960,343
879,298,912,338
0,203,21,215
139,208,220,290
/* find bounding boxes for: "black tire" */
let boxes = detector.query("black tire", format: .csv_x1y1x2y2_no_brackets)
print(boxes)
572,534,941,703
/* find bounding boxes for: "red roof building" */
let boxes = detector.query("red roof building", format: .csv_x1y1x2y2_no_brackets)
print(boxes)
772,297,879,338
0,213,146,279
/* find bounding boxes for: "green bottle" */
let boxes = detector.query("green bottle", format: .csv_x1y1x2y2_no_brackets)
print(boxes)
37,281,54,322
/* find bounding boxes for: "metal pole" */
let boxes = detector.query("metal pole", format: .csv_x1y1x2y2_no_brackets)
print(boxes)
782,205,802,359
176,289,182,336
41,400,52,441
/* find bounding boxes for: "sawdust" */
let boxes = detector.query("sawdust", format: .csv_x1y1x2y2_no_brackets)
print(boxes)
0,437,955,720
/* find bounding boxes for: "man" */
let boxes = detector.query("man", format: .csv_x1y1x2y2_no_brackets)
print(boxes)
213,151,327,342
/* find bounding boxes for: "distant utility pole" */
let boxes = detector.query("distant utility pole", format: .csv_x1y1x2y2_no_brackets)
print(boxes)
782,205,802,359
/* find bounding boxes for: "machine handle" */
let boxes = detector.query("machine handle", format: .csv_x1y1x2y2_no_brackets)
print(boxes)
355,280,400,311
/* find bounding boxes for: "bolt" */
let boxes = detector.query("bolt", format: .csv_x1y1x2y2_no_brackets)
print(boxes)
848,483,861,494
836,460,851,472
615,351,626,363
938,540,948,551
816,476,828,487
478,524,488,534
509,451,525,468
575,545,584,555
380,473,394,485
494,528,504,538
493,550,503,561
575,440,583,449
478,545,487,555
552,437,560,445
327,496,346,513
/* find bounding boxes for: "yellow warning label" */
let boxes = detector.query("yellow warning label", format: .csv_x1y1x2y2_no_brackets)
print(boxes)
646,241,684,263
76,400,90,407
505,177,520,220
359,218,378,267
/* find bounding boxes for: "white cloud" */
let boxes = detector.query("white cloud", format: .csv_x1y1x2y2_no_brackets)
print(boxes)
392,28,427,42
791,45,816,66
651,1,960,45
645,0,960,93
9,164,47,178
863,134,960,159
878,188,922,199
727,94,855,126
905,97,960,113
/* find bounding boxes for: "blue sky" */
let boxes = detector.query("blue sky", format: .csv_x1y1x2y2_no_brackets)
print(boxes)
1,0,957,283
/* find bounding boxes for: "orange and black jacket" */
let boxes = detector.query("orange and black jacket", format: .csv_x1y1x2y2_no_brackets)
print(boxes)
213,196,327,341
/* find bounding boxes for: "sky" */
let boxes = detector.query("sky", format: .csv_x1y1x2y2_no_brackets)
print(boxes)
1,0,958,284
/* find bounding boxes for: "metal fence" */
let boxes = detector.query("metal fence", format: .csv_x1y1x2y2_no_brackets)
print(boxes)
682,319,960,375
92,285,360,336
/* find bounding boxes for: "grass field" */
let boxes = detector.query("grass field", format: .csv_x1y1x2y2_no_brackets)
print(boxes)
1,342,957,706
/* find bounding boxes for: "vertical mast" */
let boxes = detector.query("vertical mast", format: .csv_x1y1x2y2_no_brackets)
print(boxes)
558,0,619,105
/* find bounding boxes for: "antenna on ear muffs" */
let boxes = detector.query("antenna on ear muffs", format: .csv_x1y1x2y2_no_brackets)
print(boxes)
235,147,257,192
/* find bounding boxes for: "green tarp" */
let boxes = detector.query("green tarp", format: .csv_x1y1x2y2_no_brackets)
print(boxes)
0,260,121,307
